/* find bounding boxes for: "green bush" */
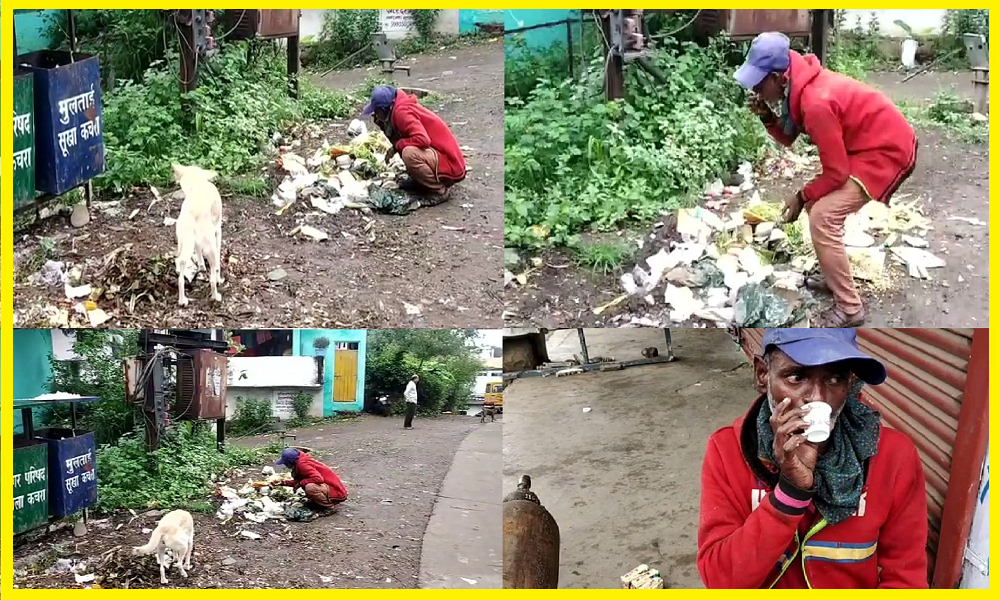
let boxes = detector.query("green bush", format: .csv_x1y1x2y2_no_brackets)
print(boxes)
95,425,263,512
411,9,441,40
228,396,273,436
291,392,314,420
305,9,381,70
98,42,353,193
504,37,766,248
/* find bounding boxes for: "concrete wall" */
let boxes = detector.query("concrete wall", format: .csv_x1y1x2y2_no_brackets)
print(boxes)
14,9,60,55
300,9,466,41
961,450,989,589
841,9,947,36
505,9,581,50
12,329,55,435
226,387,325,420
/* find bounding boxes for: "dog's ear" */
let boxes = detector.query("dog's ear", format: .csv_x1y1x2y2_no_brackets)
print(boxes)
202,169,219,181
171,163,186,181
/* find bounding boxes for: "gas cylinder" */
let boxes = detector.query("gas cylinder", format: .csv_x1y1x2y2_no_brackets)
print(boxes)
502,475,560,589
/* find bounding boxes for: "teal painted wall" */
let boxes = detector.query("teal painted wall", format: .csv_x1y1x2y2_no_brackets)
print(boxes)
459,9,503,33
505,9,580,50
12,329,54,435
292,330,367,414
14,9,60,55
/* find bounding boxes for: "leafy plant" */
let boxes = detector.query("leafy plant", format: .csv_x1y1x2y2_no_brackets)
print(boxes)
291,392,314,420
313,337,331,349
410,9,440,40
366,330,481,415
505,36,766,248
45,330,141,445
574,240,635,274
305,9,381,70
228,396,273,436
95,425,263,512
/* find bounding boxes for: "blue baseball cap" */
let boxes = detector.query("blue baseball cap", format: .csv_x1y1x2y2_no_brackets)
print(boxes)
274,448,300,468
362,85,397,116
762,329,887,385
734,32,791,90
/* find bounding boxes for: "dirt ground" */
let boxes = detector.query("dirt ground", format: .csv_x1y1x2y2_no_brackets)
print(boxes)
14,414,498,589
504,71,989,328
502,328,753,589
13,41,504,329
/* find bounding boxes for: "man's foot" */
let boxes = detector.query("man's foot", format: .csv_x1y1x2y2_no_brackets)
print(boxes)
821,305,866,328
316,507,339,518
420,187,452,207
805,275,831,294
404,426,414,430
398,177,428,193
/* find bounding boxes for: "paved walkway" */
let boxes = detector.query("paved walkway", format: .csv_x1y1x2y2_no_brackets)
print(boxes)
418,420,503,589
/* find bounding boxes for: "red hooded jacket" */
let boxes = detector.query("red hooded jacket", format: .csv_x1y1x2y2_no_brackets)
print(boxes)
698,397,929,589
292,453,348,501
765,51,918,204
389,90,467,182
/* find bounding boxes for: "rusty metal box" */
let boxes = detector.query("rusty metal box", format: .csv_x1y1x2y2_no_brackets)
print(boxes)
174,349,228,420
223,9,300,40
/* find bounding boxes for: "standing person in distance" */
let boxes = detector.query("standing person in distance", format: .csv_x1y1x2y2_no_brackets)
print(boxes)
404,374,419,430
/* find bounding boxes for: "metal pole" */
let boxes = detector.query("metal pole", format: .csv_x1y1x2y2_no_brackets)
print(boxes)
566,21,575,79
577,329,590,365
22,407,34,440
216,417,226,453
664,329,674,361
602,10,625,100
287,34,301,99
67,9,78,55
810,9,829,65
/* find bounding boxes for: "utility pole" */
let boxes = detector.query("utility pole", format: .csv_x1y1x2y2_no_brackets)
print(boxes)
600,10,625,101
811,9,831,66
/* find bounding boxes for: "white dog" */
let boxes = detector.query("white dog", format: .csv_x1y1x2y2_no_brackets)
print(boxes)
132,509,195,585
172,163,224,306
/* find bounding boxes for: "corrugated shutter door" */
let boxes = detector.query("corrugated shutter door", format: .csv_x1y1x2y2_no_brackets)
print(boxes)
856,328,973,560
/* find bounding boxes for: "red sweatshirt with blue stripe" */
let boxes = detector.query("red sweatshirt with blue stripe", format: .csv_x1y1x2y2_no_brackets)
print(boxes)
697,397,929,589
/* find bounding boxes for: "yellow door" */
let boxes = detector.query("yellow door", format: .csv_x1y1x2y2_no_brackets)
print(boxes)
333,350,358,402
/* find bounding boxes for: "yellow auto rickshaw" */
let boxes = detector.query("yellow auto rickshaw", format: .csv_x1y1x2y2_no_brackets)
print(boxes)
484,381,504,414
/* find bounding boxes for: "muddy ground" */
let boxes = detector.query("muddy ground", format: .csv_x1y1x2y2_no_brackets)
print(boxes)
502,328,752,589
14,41,504,329
14,414,491,589
504,71,989,328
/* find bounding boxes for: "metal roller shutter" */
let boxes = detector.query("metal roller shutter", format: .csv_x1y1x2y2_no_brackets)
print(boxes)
730,328,985,587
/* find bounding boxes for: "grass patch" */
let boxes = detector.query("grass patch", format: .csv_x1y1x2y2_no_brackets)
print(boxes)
573,240,636,275
897,92,988,144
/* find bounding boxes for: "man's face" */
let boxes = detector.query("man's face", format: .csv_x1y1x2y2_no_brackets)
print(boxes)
754,72,786,105
373,108,389,128
754,348,853,425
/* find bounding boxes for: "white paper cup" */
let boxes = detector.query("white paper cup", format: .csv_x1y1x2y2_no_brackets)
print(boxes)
803,402,833,443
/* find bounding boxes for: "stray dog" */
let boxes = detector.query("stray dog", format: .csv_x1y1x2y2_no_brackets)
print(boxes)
172,164,224,307
132,509,195,585
641,347,659,358
481,405,497,423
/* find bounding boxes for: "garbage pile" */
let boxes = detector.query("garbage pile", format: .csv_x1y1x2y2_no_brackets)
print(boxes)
571,148,944,328
271,119,418,225
608,188,943,328
214,466,316,527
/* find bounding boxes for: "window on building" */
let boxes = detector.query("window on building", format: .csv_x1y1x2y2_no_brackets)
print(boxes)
335,342,360,350
492,346,502,358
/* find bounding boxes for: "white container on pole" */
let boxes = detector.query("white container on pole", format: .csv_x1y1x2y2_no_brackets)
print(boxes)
901,38,918,69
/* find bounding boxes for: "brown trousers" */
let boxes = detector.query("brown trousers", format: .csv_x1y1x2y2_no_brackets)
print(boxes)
805,179,870,314
400,146,446,194
303,483,346,510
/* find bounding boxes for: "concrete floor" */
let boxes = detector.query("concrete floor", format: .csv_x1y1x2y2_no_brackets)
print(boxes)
502,328,756,590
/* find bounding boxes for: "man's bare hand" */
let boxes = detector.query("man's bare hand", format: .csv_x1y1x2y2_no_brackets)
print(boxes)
781,193,805,224
747,93,775,122
770,398,819,490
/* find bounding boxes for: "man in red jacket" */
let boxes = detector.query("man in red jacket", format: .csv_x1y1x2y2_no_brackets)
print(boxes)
364,85,467,205
698,328,928,589
735,33,919,328
275,448,348,516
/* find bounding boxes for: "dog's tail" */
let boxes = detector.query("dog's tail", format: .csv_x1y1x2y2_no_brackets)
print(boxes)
134,527,164,555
